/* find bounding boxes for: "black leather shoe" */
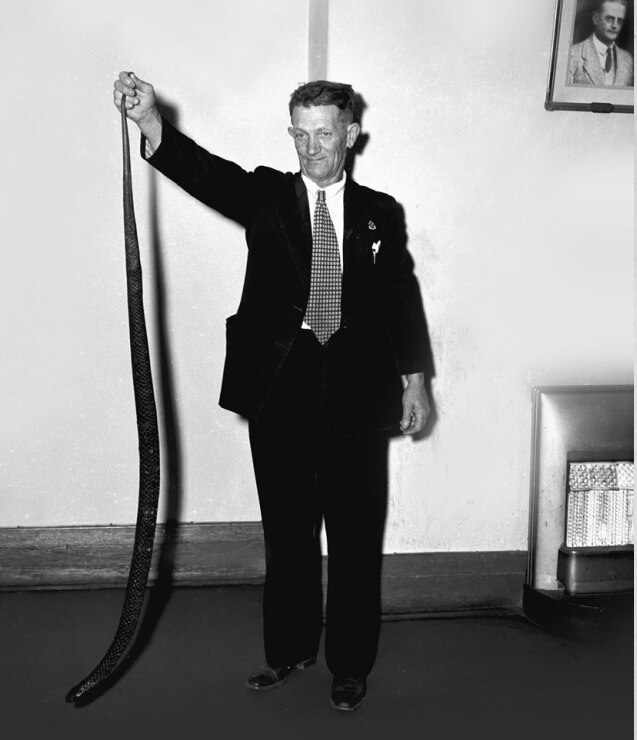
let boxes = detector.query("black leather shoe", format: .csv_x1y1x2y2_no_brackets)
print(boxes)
246,657,316,691
330,676,367,712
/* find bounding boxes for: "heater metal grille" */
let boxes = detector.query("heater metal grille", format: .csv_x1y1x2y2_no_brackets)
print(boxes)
566,462,634,548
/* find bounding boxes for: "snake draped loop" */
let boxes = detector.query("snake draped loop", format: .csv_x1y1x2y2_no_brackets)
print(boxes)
66,93,161,703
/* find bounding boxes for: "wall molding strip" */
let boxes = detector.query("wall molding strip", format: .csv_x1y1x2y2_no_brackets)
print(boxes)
308,0,329,81
0,523,526,614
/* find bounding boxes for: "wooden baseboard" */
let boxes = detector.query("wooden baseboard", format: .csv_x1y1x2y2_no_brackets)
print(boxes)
380,551,527,615
0,522,265,590
0,523,526,613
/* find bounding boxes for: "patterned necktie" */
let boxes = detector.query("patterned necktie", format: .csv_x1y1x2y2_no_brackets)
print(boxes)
605,46,613,73
305,190,341,344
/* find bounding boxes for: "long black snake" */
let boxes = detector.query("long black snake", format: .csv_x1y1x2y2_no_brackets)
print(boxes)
66,92,161,703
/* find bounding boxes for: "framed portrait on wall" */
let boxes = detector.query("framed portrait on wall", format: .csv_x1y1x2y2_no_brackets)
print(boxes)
546,0,634,112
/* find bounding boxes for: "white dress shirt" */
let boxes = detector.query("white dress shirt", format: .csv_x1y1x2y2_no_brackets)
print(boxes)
592,34,616,85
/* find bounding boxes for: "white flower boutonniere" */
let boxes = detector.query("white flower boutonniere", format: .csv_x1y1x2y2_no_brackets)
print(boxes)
371,240,381,264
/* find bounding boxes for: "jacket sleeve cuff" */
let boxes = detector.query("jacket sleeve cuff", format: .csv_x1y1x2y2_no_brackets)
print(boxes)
139,115,170,161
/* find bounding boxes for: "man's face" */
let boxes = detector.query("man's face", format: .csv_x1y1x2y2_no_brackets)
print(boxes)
288,104,360,188
592,2,626,44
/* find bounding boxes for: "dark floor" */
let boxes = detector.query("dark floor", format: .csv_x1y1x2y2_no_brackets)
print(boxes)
1,585,633,740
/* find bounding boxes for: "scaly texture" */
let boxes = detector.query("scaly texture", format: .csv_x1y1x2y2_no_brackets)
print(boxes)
66,95,161,703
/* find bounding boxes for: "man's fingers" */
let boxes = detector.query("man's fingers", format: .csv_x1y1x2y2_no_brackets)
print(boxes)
126,71,154,93
117,71,153,94
113,90,139,109
118,71,136,89
131,73,151,90
400,406,428,435
114,72,148,110
114,79,136,96
411,411,425,433
400,405,416,432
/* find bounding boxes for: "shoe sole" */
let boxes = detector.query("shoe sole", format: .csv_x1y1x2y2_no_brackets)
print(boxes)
246,676,288,692
330,698,363,712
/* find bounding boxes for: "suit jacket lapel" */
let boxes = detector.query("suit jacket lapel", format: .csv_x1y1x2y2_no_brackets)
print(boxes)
273,174,312,294
343,179,375,274
616,47,631,85
583,36,605,85
342,179,378,319
343,182,357,277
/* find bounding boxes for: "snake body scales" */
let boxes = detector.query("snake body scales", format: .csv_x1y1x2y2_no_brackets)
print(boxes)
66,94,161,703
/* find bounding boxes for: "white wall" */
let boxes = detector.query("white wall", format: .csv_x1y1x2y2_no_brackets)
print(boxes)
0,0,307,526
1,1,632,554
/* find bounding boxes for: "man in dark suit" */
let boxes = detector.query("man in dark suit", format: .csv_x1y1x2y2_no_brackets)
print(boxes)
113,71,430,712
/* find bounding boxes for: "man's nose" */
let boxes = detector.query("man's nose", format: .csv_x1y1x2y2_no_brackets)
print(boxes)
306,134,320,155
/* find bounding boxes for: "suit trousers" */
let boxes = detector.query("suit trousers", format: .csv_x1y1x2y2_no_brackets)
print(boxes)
248,329,389,678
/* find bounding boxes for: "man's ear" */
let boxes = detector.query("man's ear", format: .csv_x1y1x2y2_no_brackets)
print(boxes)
347,122,361,149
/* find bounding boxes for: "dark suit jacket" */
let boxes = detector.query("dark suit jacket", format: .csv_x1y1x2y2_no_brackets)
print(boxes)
144,119,428,432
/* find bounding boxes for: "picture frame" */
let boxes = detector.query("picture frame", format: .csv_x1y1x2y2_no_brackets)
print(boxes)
546,0,634,112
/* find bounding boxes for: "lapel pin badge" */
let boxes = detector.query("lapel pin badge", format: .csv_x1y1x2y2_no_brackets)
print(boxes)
371,240,381,264
368,220,376,230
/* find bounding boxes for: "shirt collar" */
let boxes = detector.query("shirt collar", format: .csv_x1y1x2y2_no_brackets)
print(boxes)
592,33,614,55
301,172,347,201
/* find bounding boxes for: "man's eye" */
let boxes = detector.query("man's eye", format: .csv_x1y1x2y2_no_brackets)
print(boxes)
295,132,307,139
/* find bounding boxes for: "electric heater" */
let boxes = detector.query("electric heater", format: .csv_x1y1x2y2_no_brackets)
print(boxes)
524,386,634,629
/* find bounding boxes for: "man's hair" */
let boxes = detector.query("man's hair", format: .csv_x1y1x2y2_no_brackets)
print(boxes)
594,0,627,12
288,80,356,120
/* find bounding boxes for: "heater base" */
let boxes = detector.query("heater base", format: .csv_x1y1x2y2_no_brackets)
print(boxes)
522,584,632,640
557,545,633,596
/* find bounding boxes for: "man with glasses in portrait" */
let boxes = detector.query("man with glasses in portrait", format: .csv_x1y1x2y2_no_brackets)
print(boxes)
568,0,634,86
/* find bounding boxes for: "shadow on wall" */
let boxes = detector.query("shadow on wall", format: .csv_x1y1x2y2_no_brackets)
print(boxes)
141,96,183,652
152,96,184,540
348,93,437,442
